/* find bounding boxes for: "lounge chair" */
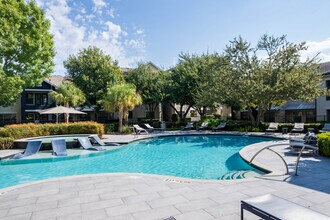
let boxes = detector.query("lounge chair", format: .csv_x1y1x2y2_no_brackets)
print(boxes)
12,141,42,159
144,123,154,132
197,122,208,131
77,137,104,151
266,122,279,132
291,123,304,133
182,122,194,130
133,124,149,135
212,122,226,131
51,139,67,156
241,194,329,220
319,123,330,133
89,135,120,146
289,134,318,155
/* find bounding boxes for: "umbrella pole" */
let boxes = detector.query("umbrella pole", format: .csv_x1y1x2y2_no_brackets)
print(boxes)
56,113,58,123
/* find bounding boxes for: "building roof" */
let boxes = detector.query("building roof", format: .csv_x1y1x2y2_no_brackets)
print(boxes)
283,101,315,110
44,75,66,88
319,61,330,75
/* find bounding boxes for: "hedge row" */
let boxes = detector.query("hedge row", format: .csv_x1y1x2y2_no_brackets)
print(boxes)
317,133,330,156
0,122,104,139
0,137,14,150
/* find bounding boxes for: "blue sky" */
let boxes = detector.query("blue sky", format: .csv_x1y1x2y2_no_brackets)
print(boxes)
36,0,330,74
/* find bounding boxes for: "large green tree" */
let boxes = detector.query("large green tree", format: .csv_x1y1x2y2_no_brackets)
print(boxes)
49,82,86,123
126,62,169,119
222,35,325,126
64,46,124,107
100,83,142,132
165,53,199,122
0,0,55,106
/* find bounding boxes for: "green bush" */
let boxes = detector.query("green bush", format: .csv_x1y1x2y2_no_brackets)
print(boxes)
121,125,133,134
0,122,104,139
104,123,118,133
317,132,330,157
0,137,14,150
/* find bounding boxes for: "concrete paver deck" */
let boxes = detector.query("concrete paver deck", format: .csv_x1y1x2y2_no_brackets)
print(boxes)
0,132,329,219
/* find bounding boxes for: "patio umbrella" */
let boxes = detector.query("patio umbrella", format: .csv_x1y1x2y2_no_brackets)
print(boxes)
39,106,86,123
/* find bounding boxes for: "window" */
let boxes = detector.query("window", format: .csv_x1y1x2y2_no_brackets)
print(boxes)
326,80,330,100
35,93,48,105
26,93,34,105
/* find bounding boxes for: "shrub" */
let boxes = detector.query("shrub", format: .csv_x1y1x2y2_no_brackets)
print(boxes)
317,132,330,157
121,125,133,134
1,122,104,139
104,123,118,133
0,137,14,150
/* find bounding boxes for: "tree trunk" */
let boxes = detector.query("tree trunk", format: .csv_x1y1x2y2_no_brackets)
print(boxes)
169,103,191,122
118,108,123,132
65,113,69,123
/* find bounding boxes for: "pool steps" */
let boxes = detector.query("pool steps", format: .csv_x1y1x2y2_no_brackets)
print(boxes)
219,170,261,180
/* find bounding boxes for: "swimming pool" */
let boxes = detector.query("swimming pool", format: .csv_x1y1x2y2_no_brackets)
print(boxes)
0,135,274,188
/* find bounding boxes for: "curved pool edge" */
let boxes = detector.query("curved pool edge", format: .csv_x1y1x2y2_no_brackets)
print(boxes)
239,139,290,176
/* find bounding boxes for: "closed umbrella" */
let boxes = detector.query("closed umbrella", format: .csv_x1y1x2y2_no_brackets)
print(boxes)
39,106,86,123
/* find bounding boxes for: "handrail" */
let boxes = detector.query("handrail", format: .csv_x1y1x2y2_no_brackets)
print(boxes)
249,143,290,175
249,142,318,176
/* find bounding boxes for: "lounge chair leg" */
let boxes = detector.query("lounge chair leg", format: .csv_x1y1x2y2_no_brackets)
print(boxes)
241,205,244,220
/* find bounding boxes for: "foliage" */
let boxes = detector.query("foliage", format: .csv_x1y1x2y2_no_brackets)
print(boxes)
49,82,86,107
221,35,325,126
104,123,118,134
165,53,199,121
126,62,169,119
0,0,55,106
0,137,14,150
100,83,142,132
64,46,124,107
121,125,133,134
317,133,330,157
0,122,104,139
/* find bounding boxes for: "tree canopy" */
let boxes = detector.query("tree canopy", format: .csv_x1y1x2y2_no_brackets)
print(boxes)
49,82,86,107
100,83,142,132
64,46,124,107
220,34,324,125
0,0,55,106
126,62,169,118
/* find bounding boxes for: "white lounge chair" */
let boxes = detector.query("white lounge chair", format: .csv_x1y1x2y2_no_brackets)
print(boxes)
51,139,67,156
197,122,208,131
133,124,149,135
182,122,194,130
291,123,304,133
241,194,329,220
212,122,226,131
89,135,120,146
289,133,318,155
319,123,330,133
266,122,279,132
144,123,154,132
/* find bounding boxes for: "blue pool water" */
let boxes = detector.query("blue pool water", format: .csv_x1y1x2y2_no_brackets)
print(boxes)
0,135,273,188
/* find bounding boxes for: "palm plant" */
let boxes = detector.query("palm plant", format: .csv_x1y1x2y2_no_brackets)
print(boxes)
49,82,86,123
100,83,142,132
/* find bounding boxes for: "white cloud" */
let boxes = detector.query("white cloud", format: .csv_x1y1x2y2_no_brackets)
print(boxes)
301,38,330,62
108,8,115,18
93,0,106,9
135,29,144,35
35,0,146,74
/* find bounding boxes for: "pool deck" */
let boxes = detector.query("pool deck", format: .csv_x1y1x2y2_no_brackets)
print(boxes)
0,131,329,219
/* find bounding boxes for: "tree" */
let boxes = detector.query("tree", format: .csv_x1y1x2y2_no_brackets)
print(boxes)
126,62,169,119
100,83,142,132
49,82,86,123
165,53,199,122
223,34,325,126
64,46,124,107
0,0,55,106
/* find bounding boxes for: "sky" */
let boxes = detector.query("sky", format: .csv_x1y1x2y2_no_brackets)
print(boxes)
35,0,330,75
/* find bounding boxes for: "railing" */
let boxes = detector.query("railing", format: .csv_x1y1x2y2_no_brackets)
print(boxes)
249,142,318,176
